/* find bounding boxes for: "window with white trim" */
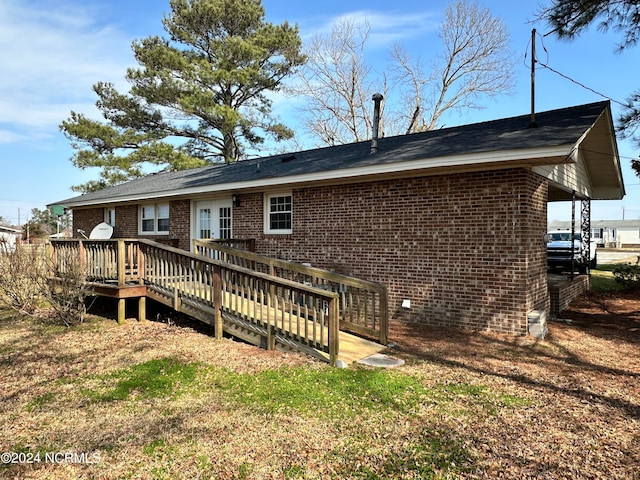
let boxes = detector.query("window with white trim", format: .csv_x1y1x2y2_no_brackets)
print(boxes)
140,203,170,234
265,193,292,234
105,208,116,227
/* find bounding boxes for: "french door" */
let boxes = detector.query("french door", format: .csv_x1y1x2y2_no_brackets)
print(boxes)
194,199,233,242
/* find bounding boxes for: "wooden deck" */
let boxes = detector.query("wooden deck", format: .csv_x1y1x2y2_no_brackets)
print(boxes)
49,239,390,366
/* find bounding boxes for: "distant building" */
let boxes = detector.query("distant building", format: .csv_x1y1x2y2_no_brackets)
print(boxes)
0,223,21,250
549,219,640,248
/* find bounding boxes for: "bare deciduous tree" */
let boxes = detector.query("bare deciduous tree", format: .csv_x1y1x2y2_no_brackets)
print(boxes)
409,0,515,132
0,243,47,314
294,19,388,145
295,0,515,145
46,245,94,326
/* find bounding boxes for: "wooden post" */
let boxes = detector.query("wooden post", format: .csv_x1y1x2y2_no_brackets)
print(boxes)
45,242,54,278
78,240,86,274
213,265,223,340
265,290,275,350
118,298,125,325
173,286,181,312
328,296,339,367
138,296,146,322
268,259,276,304
379,287,389,346
137,243,145,285
117,240,125,286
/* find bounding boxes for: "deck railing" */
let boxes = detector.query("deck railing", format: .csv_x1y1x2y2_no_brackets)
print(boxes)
49,239,341,365
49,239,142,285
208,238,256,252
193,239,388,345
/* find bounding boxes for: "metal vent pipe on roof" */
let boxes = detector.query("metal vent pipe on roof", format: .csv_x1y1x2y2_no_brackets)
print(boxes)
370,93,383,154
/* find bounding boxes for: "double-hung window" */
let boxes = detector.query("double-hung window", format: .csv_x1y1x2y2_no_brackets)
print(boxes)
140,203,169,234
105,208,116,227
265,193,292,234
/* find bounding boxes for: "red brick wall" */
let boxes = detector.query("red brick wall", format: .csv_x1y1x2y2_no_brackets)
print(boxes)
234,168,549,334
73,202,188,248
550,275,590,314
72,168,550,334
72,208,104,237
169,199,191,251
115,205,137,238
523,174,550,317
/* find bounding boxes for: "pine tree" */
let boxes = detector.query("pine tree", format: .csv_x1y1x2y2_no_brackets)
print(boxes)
61,0,305,192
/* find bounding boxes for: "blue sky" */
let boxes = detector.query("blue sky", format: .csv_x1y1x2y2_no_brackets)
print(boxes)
1,0,639,225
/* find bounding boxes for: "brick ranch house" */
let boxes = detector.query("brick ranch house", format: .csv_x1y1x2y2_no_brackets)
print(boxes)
51,101,624,335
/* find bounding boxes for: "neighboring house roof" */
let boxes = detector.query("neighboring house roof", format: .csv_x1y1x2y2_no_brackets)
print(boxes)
52,101,624,209
0,224,21,234
550,219,640,229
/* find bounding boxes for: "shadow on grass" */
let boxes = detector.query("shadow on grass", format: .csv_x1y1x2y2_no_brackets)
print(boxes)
389,319,640,420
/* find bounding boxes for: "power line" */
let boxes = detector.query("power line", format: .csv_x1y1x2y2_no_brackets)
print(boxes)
537,61,630,109
524,30,631,110
579,147,638,162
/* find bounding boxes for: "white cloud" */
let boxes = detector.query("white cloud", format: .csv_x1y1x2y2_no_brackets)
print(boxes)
0,129,28,144
0,0,136,140
306,9,440,47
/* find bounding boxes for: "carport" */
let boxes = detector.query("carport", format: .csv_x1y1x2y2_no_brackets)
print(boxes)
537,104,626,315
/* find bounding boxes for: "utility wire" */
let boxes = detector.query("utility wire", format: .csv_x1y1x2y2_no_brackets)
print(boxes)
536,61,630,109
523,29,631,109
579,148,638,162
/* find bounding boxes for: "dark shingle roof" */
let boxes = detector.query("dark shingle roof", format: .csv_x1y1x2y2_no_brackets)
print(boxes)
53,101,611,207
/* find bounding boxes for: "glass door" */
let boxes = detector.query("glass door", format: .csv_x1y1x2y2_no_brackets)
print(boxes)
194,199,233,241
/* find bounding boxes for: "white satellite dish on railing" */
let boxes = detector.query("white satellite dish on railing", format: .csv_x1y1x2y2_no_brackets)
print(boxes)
89,222,114,240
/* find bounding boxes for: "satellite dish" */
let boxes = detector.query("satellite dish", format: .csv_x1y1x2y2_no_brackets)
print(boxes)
89,222,114,240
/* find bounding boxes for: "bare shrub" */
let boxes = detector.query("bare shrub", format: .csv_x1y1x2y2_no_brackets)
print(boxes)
45,245,94,326
0,243,48,314
0,242,94,325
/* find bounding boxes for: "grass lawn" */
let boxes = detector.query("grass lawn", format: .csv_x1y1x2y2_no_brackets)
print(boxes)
590,265,626,291
0,292,639,479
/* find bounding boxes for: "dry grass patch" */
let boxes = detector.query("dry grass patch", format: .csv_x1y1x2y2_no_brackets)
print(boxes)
0,290,639,479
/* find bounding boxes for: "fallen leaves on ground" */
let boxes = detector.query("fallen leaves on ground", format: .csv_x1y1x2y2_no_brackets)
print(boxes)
0,291,638,479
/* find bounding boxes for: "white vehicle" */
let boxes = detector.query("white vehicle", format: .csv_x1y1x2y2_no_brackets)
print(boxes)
547,230,597,273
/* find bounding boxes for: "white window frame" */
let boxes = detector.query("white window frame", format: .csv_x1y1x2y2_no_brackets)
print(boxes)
264,192,292,234
105,208,116,227
139,203,170,234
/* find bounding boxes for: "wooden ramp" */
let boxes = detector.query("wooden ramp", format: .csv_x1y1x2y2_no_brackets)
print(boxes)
150,281,387,365
317,331,387,364
49,239,390,367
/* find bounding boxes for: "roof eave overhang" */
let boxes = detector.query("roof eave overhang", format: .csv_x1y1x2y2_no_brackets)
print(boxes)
60,145,575,209
581,108,626,200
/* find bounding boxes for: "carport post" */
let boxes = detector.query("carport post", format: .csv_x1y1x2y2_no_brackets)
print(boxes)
581,199,591,275
571,191,576,280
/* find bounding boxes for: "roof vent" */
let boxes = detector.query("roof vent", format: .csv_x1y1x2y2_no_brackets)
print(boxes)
370,93,383,154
